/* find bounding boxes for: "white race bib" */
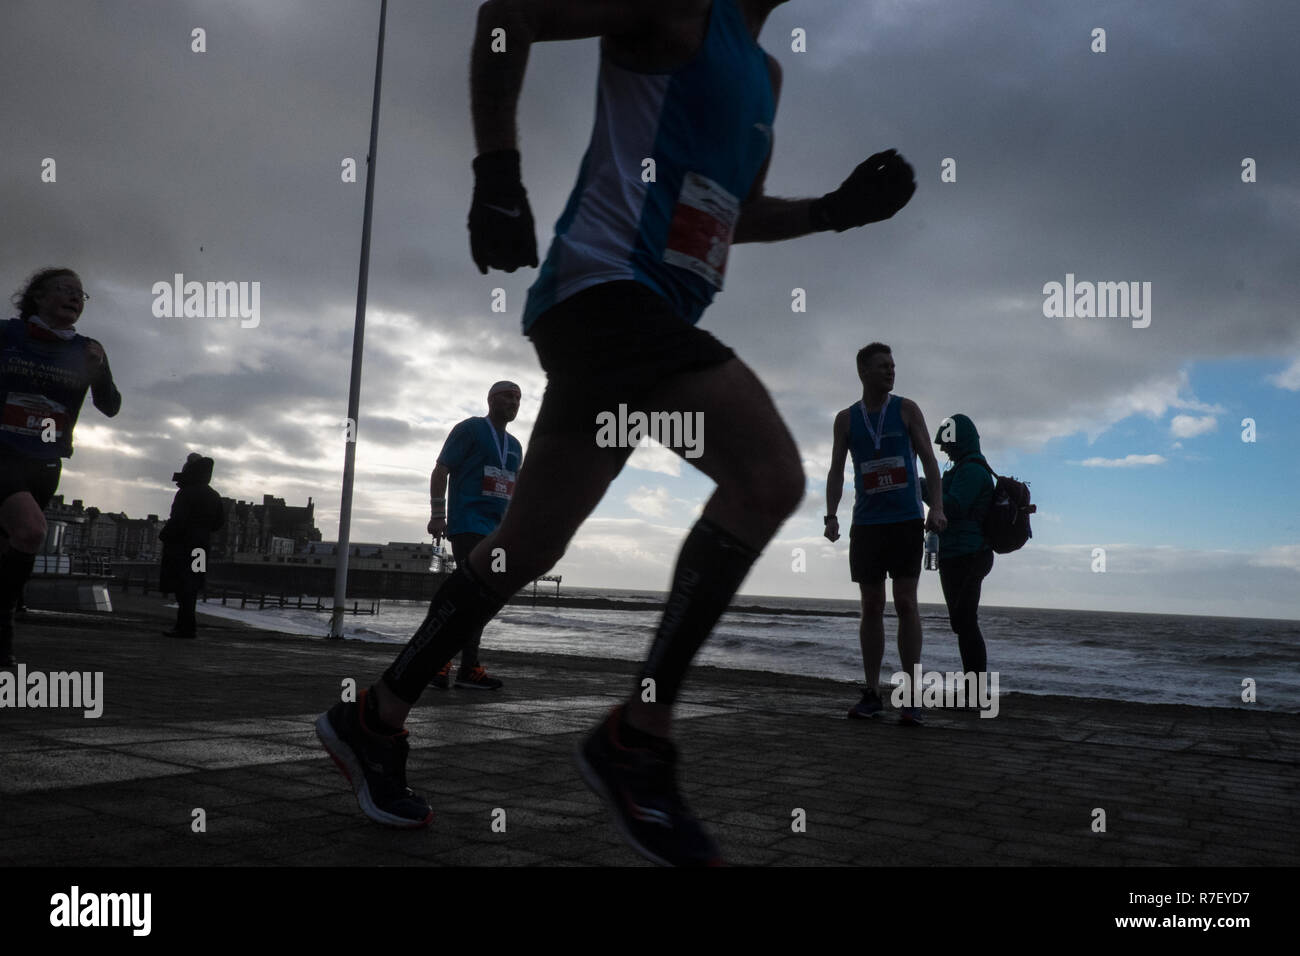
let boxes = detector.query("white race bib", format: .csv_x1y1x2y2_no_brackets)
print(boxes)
860,456,907,494
1,392,68,440
662,171,740,289
481,466,516,500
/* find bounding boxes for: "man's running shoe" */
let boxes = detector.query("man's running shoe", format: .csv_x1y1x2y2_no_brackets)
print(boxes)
575,706,723,867
314,689,433,828
430,661,452,690
847,687,884,719
455,665,503,690
899,706,925,727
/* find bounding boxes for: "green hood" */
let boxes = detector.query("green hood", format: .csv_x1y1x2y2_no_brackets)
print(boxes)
932,413,994,558
936,413,984,464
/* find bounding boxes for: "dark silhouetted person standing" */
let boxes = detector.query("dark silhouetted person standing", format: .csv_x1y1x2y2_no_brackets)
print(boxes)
159,454,224,639
926,414,995,675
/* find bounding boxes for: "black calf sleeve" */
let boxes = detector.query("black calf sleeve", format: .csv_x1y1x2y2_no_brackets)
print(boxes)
639,518,759,707
382,565,508,704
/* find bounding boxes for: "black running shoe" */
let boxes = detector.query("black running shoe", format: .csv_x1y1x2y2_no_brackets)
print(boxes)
847,687,884,719
314,689,433,828
575,707,722,867
454,665,503,690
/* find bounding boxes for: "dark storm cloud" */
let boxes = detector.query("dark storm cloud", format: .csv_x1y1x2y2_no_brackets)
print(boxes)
3,0,1296,536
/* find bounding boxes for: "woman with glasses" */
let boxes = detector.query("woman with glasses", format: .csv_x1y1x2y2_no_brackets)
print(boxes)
1,268,121,666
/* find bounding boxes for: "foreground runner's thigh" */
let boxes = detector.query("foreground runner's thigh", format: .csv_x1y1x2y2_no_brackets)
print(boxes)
491,432,632,551
641,357,800,490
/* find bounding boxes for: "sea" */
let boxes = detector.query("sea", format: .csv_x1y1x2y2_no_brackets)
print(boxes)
194,587,1300,713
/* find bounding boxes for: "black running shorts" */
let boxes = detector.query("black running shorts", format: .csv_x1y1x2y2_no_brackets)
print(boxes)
527,281,737,439
0,454,62,511
448,532,485,566
849,518,924,584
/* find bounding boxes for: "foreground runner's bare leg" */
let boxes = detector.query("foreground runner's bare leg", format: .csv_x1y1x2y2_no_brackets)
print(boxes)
623,357,804,736
373,356,802,732
374,431,631,728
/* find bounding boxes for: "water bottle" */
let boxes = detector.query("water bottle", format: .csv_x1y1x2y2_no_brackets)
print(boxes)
924,531,939,571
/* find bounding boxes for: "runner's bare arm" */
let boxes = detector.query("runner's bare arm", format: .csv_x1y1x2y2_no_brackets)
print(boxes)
428,462,451,536
86,339,121,417
825,408,850,523
902,399,946,527
471,0,659,154
429,463,451,511
733,57,820,244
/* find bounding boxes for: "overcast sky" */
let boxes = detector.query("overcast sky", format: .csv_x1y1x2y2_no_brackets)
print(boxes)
4,0,1297,618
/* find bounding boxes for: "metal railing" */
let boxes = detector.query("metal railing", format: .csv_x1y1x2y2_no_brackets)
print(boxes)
33,552,114,576
116,572,379,615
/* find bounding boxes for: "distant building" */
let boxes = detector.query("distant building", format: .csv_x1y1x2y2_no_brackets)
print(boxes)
44,496,87,554
212,495,320,558
41,491,320,564
85,509,119,555
116,514,163,560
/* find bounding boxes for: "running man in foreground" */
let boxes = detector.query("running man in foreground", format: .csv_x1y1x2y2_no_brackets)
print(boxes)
825,344,945,725
426,380,523,690
318,0,917,865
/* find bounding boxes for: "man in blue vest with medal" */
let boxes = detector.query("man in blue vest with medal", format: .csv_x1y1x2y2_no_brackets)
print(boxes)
425,380,523,690
825,343,945,725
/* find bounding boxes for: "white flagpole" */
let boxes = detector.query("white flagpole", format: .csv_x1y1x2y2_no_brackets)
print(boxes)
330,0,388,639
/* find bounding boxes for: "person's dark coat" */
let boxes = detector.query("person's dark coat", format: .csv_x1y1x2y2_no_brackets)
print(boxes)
921,414,994,559
159,455,225,596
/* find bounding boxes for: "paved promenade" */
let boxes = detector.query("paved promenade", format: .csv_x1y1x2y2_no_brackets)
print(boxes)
2,592,1296,867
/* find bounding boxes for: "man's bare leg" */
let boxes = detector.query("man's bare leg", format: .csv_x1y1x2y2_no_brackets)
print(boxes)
892,576,922,681
0,492,46,555
858,579,887,690
1,491,46,664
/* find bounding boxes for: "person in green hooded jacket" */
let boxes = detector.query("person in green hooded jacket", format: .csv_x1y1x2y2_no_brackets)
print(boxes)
922,414,995,675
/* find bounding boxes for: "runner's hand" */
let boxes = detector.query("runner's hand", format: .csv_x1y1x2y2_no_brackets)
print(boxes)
811,149,916,231
468,150,538,274
427,517,446,540
824,516,840,542
925,510,948,534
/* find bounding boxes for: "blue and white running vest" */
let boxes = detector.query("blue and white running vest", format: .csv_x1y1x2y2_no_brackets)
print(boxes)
522,0,775,330
849,395,924,526
1,318,95,459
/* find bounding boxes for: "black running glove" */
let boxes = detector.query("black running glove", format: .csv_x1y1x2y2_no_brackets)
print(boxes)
810,149,916,232
468,149,539,274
